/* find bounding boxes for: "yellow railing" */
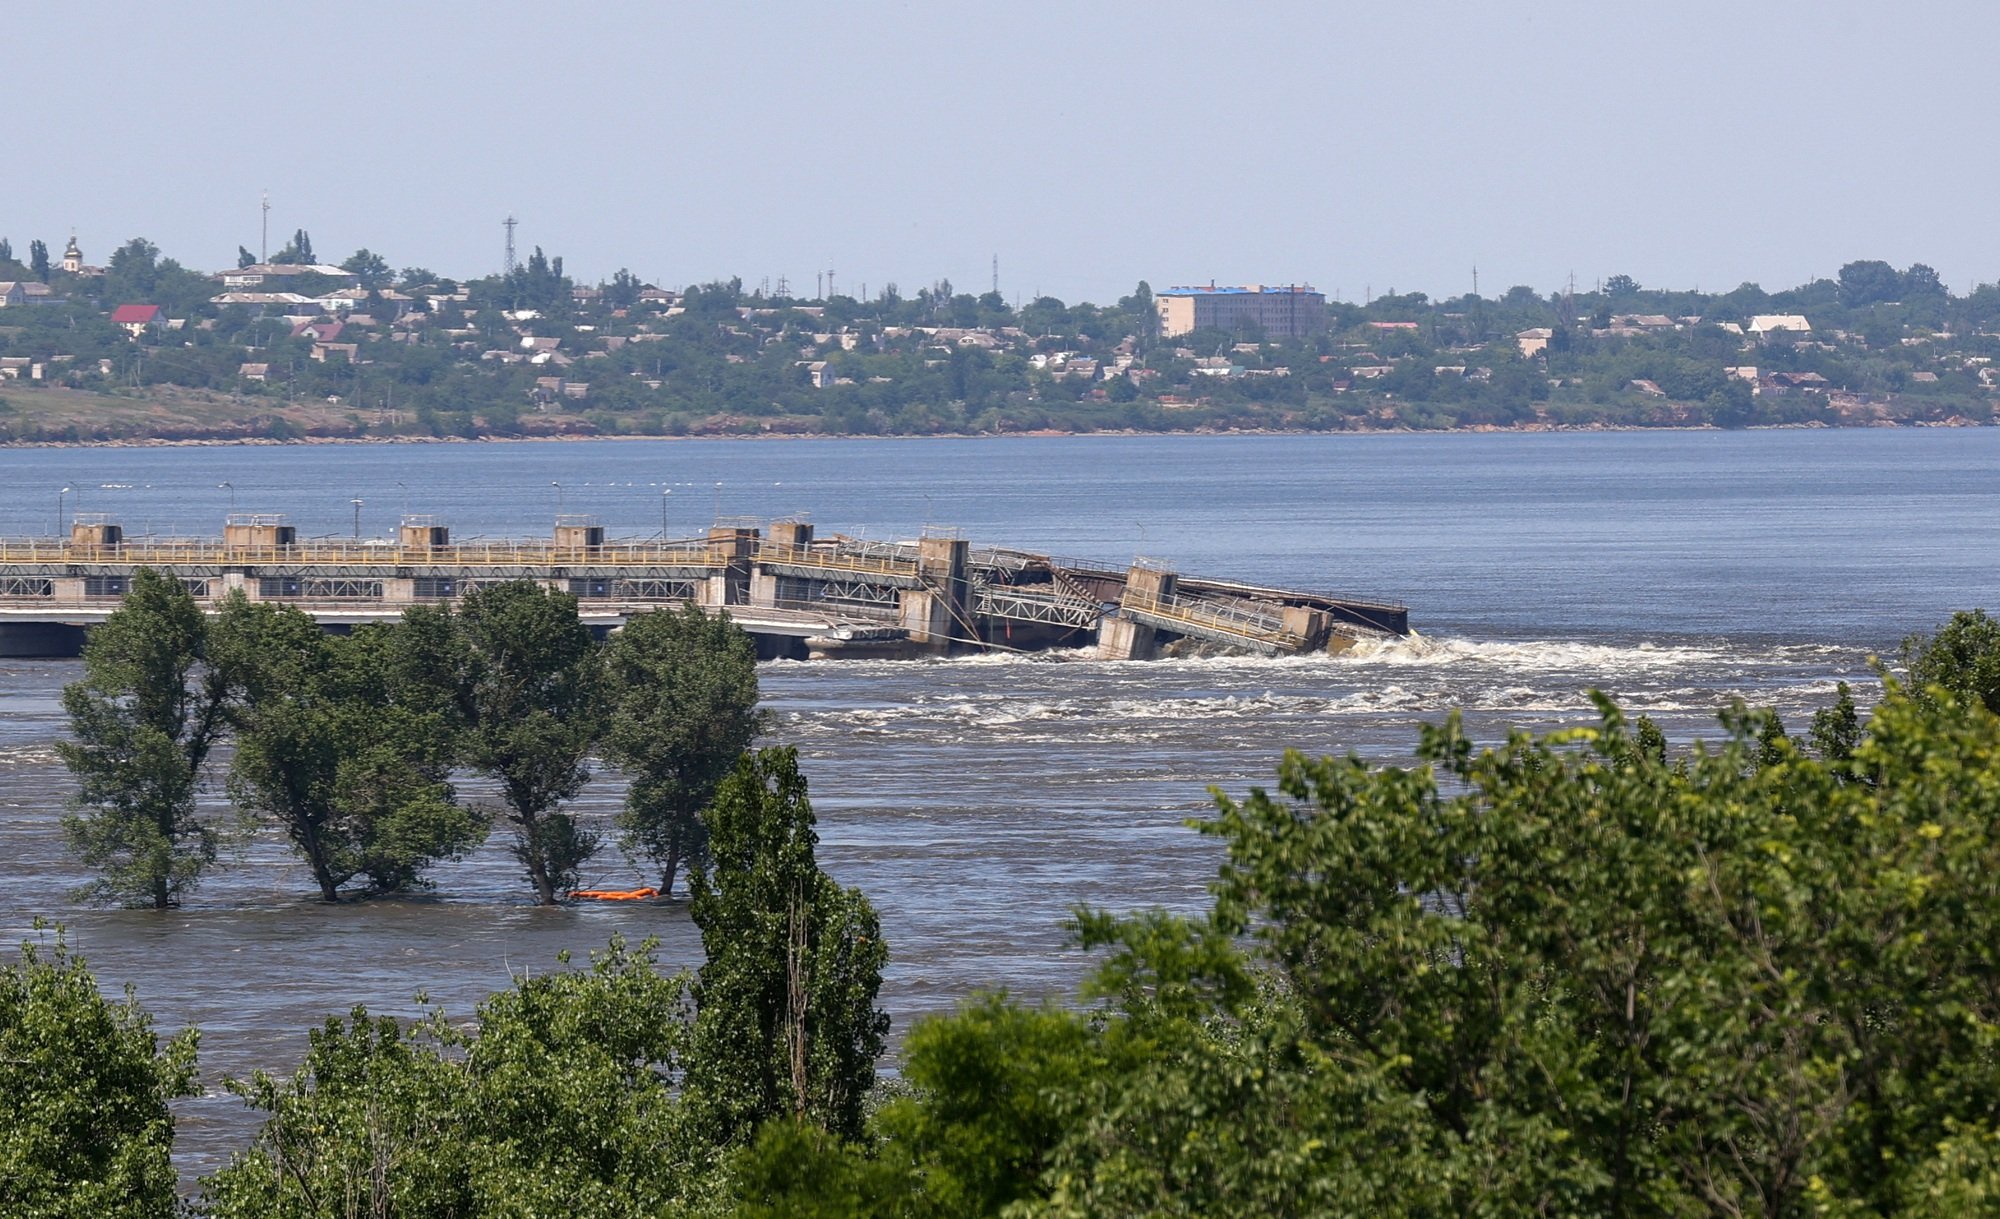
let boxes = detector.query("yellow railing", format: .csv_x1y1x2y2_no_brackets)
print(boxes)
0,540,726,567
1121,590,1300,647
753,542,920,579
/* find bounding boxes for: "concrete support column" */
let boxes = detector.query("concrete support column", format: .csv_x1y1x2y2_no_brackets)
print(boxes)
1099,615,1158,661
914,536,970,653
221,571,254,600
50,577,84,606
696,573,736,609
899,587,955,648
1281,605,1328,649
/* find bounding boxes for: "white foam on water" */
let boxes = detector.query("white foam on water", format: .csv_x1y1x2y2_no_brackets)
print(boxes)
0,745,59,768
1341,633,1732,675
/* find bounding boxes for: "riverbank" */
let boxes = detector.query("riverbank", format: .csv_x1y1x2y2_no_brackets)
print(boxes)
3,414,1991,450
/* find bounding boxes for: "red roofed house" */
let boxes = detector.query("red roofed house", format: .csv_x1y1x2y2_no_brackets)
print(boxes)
110,304,163,337
291,319,344,343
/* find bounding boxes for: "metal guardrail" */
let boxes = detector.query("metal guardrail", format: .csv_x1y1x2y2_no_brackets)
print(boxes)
0,539,726,567
753,541,921,579
1120,590,1303,650
974,583,1103,628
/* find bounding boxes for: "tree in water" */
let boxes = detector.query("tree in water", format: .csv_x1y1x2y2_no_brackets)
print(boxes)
59,569,236,908
0,925,197,1217
684,747,888,1147
212,601,486,901
1902,608,2000,715
455,581,602,904
602,604,765,897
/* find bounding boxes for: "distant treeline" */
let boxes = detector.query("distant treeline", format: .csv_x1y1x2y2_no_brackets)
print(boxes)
0,236,1995,441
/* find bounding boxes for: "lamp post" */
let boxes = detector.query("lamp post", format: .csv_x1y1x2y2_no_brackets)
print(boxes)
351,498,364,540
219,481,235,513
552,481,564,516
660,488,670,539
396,481,408,518
713,481,723,523
58,486,70,537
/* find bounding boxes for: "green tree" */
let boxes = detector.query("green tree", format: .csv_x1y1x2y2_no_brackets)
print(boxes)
340,248,393,290
606,268,642,309
1838,258,1903,306
1902,607,2000,714
747,679,2000,1217
29,238,48,282
236,245,256,269
272,228,315,265
456,581,603,904
602,604,766,897
59,569,235,908
685,748,889,1149
203,936,694,1218
0,925,197,1218
212,601,486,901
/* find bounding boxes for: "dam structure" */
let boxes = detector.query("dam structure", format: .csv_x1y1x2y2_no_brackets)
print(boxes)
0,514,1408,661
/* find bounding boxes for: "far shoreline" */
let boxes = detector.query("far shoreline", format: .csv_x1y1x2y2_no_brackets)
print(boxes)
1,416,1992,452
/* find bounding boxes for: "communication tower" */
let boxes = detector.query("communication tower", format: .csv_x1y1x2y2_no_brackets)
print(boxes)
503,215,518,275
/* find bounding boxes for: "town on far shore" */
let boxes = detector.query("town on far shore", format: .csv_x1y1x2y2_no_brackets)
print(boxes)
0,232,1988,442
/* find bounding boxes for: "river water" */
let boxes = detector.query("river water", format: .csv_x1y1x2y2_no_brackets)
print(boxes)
0,429,1993,1174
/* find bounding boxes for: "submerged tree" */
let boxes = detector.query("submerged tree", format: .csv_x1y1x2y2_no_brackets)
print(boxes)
603,604,765,897
213,600,485,901
685,747,888,1148
0,925,196,1218
59,568,236,908
456,581,603,904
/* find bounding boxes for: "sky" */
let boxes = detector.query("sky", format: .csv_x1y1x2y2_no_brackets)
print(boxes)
7,2,1995,305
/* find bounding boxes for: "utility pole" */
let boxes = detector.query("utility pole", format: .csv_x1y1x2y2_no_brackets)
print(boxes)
827,265,836,298
1472,264,1479,298
260,190,270,262
992,254,999,296
503,215,518,275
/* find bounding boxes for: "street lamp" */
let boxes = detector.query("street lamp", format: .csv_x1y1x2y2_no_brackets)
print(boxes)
660,488,671,539
552,481,564,516
713,481,723,522
58,486,70,537
351,498,364,540
396,481,408,517
219,481,235,513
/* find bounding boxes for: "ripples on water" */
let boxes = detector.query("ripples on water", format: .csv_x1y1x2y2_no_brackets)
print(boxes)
0,632,1876,1173
0,428,1977,1174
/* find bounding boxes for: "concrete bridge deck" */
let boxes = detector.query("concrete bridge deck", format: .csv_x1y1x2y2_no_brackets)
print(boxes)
0,514,1408,661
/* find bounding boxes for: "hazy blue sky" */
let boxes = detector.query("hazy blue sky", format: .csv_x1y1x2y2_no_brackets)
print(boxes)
9,2,1993,304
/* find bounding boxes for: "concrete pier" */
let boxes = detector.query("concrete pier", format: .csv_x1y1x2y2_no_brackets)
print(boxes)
0,514,1408,661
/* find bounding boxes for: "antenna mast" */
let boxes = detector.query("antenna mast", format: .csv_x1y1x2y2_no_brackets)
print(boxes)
260,190,270,262
503,215,518,275
992,254,999,295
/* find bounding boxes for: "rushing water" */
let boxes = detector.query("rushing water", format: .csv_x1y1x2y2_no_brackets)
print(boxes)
0,428,1993,1173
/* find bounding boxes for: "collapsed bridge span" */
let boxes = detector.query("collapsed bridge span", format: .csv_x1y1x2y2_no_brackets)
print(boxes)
0,513,1408,661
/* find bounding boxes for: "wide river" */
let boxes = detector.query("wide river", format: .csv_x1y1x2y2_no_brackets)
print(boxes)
0,429,1993,1174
